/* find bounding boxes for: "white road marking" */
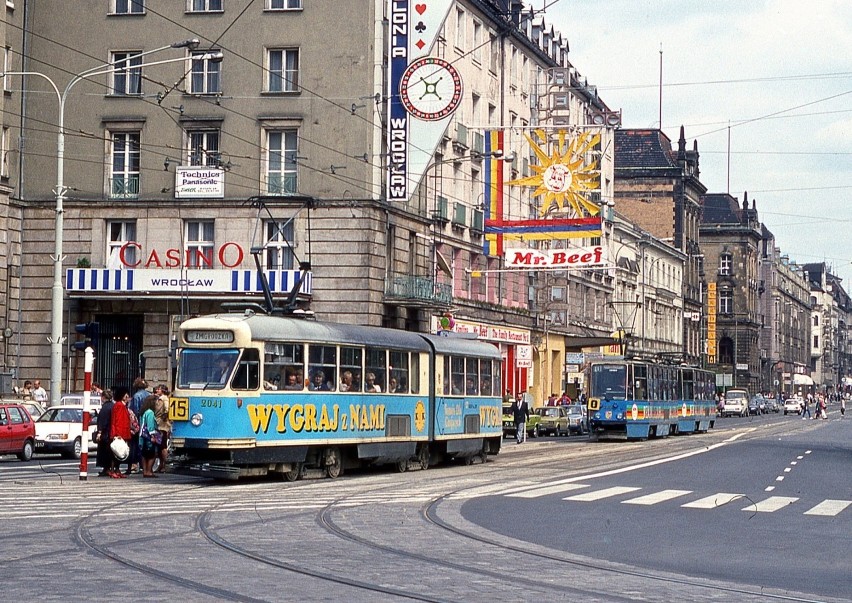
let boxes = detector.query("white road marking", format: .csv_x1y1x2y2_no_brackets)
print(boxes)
742,496,798,513
622,489,692,505
682,493,743,509
765,486,775,492
803,499,851,516
564,486,641,501
784,468,792,472
776,476,784,482
507,483,588,498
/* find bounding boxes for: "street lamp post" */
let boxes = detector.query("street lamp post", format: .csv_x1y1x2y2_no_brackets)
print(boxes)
2,39,215,404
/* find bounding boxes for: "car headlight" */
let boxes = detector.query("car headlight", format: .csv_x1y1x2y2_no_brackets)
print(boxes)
190,412,204,427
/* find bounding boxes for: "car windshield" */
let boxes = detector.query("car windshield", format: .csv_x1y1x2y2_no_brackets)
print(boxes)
566,406,584,418
538,408,560,417
40,408,84,422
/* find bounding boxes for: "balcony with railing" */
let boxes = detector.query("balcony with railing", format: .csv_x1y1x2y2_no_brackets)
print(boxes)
384,274,452,308
110,175,140,199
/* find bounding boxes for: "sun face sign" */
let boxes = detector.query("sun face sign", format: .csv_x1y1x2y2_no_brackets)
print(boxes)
508,129,601,217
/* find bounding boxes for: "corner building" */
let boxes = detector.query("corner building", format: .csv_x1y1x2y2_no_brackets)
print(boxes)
11,1,615,396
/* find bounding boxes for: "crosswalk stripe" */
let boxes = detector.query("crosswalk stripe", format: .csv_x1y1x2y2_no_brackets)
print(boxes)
803,499,851,516
622,489,692,505
682,493,743,509
742,496,798,512
564,486,641,501
507,483,588,498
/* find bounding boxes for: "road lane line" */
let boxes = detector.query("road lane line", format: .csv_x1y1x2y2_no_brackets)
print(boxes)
564,486,641,501
622,489,692,505
764,486,775,492
776,476,784,481
682,493,743,509
741,496,798,512
803,499,851,516
507,483,589,498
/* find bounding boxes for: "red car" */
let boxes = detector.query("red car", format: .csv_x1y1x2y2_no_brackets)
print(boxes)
0,401,36,461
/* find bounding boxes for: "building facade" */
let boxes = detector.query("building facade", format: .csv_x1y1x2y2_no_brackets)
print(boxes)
613,126,704,365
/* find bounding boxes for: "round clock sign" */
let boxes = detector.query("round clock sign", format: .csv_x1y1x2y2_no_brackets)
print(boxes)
399,56,463,121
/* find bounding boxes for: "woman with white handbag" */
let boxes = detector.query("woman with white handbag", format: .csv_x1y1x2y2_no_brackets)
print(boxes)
108,387,132,479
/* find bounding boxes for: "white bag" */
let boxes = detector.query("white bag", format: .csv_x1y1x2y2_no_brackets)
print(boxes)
110,436,130,461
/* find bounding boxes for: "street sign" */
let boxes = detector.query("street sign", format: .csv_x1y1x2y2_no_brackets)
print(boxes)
736,363,748,371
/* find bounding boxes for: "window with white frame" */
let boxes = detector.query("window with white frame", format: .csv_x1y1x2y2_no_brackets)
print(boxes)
267,0,301,8
186,129,221,166
109,131,140,198
267,48,299,92
719,289,733,314
719,252,732,276
265,129,298,194
1,126,10,178
111,52,142,95
184,220,215,269
187,0,222,11
189,50,221,94
111,0,144,14
106,220,137,268
264,219,295,270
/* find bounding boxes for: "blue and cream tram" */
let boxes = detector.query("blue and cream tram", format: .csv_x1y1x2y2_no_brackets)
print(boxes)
587,360,716,439
168,312,503,480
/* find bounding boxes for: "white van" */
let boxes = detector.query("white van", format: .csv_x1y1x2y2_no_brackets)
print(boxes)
722,389,749,417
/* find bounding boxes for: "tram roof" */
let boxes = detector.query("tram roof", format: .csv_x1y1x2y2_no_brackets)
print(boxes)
198,313,500,359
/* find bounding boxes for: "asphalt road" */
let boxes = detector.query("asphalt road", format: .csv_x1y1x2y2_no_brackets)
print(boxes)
1,410,849,602
466,411,852,600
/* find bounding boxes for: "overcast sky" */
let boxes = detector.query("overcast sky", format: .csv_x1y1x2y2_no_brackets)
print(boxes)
545,0,852,289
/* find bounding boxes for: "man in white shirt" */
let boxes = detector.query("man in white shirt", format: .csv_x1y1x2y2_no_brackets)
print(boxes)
32,380,48,407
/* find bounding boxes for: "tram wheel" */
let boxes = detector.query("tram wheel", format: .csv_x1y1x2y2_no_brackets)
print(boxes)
416,444,430,471
395,459,408,473
324,447,343,479
283,463,303,482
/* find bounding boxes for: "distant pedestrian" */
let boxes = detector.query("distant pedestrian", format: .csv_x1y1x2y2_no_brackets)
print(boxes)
31,380,48,407
126,378,149,474
802,395,812,419
154,384,172,473
138,395,161,478
818,397,827,420
840,398,845,417
94,389,114,476
509,392,530,444
109,387,132,479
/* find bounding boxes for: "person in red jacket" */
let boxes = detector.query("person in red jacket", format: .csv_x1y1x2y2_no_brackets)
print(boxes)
108,386,132,479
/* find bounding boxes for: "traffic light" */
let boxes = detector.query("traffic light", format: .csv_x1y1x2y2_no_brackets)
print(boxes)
72,322,99,352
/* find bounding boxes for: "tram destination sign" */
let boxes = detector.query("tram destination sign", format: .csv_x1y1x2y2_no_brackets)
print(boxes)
185,330,234,344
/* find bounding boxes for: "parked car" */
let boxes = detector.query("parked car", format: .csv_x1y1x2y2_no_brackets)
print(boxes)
34,405,98,459
748,395,765,416
564,404,589,435
502,404,543,439
19,400,45,420
721,389,749,417
534,406,570,436
783,396,803,415
0,401,36,461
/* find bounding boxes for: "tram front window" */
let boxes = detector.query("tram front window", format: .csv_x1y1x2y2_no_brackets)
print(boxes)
177,348,240,389
590,365,627,400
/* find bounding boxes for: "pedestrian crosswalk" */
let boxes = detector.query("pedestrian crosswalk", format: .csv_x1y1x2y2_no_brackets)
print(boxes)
496,482,851,517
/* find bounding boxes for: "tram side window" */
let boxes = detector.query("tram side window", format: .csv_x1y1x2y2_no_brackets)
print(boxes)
232,349,261,391
410,353,420,394
389,350,408,393
365,348,386,392
465,358,479,395
647,366,659,400
340,346,362,392
308,345,337,391
442,356,451,395
480,360,493,396
264,343,304,391
633,364,647,401
682,370,694,400
450,356,465,395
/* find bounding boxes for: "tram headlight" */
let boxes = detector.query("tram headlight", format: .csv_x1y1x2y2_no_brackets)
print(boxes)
594,412,601,419
616,413,623,420
190,412,204,427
